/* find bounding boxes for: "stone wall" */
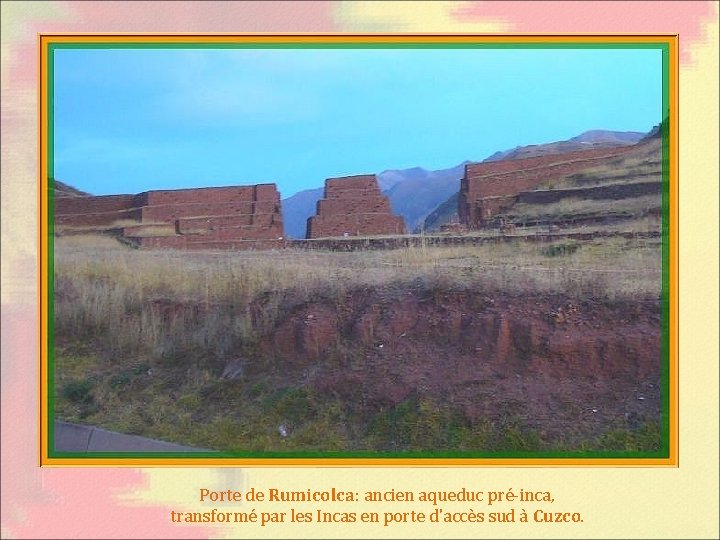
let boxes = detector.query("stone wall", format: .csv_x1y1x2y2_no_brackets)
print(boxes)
55,194,137,215
54,184,285,250
291,230,660,252
306,175,406,239
459,144,639,228
54,194,138,226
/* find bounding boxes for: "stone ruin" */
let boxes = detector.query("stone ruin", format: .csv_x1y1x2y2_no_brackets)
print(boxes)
305,175,406,239
54,143,645,251
55,184,284,250
459,144,638,229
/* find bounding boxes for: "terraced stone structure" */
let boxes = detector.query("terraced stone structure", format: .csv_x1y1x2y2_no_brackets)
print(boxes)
55,184,285,250
306,175,406,239
459,144,639,229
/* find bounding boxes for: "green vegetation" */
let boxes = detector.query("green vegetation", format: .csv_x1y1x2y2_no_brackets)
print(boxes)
61,380,94,404
589,421,662,453
542,242,580,257
55,338,662,453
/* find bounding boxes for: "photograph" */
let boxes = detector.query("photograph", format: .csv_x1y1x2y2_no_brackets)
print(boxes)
48,40,669,458
3,2,719,539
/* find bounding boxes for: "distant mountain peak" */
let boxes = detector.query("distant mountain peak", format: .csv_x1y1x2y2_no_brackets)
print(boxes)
482,129,647,163
570,129,645,144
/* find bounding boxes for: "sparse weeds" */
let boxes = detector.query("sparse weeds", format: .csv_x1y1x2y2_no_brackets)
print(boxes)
575,420,662,453
541,242,580,257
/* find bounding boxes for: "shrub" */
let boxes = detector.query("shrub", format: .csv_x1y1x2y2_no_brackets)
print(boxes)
542,242,580,257
62,380,94,404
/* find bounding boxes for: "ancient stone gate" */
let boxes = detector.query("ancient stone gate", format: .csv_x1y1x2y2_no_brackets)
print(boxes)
306,175,406,239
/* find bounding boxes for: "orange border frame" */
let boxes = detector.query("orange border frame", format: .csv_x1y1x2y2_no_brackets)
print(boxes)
39,34,679,467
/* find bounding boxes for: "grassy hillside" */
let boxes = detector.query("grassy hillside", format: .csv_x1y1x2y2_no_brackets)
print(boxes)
495,138,661,229
424,137,662,232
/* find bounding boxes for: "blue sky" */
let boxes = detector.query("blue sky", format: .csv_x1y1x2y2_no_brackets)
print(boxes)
53,46,662,198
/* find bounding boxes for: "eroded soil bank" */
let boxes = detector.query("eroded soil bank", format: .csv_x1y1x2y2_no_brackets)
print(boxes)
252,288,661,450
56,285,662,453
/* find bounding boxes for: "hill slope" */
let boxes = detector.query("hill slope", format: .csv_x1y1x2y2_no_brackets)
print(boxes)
496,137,661,229
423,131,654,232
54,179,90,198
383,163,467,233
280,188,324,240
483,130,644,162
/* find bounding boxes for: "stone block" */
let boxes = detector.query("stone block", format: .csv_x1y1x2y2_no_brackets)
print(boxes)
317,196,390,215
253,183,281,201
325,175,379,195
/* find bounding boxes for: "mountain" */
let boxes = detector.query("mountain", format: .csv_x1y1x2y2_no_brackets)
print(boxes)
54,128,655,239
642,121,665,141
483,130,644,163
376,167,426,191
383,163,468,233
570,129,645,144
421,192,460,233
281,187,324,239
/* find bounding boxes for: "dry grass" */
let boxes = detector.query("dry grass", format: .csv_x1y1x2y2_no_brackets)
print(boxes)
548,164,660,189
542,139,662,190
124,225,177,237
54,234,661,361
54,219,174,236
55,233,661,302
508,194,661,221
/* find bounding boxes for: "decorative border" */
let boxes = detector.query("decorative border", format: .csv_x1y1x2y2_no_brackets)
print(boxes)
39,34,678,466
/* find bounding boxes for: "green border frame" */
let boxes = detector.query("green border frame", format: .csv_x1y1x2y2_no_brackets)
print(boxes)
46,39,672,461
